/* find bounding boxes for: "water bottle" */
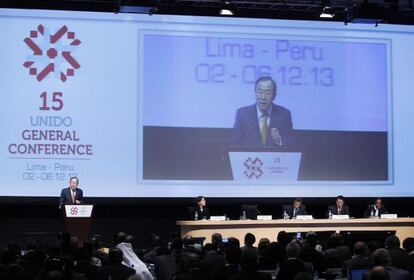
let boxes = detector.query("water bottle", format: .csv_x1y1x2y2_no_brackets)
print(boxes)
242,210,246,220
194,211,198,221
283,210,288,220
328,209,333,219
370,208,374,218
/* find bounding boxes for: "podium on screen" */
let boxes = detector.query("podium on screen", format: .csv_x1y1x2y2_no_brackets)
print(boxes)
228,149,302,181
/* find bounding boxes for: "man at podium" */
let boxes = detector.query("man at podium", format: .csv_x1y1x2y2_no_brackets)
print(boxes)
231,76,293,148
59,176,83,209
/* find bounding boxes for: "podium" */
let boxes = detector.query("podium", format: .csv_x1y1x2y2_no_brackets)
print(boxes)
63,205,94,244
228,148,302,181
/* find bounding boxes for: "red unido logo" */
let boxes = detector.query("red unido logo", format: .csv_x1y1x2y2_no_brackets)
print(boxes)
70,207,78,215
243,157,264,179
23,24,81,82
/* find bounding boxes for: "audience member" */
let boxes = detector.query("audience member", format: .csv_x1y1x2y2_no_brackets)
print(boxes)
385,235,412,272
371,248,411,280
214,245,241,280
115,232,154,280
233,249,271,280
342,241,370,276
241,233,258,258
154,237,182,280
368,266,390,280
322,233,352,268
277,241,316,280
2,225,414,280
211,233,223,253
175,252,209,280
200,243,225,279
299,232,326,275
402,237,414,268
144,234,164,263
96,248,136,280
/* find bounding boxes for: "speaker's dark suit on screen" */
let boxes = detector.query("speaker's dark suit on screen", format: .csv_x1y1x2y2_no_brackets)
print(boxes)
231,104,293,148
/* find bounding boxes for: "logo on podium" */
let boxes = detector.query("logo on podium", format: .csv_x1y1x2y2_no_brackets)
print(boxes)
229,151,302,182
70,206,78,215
243,157,264,179
65,205,93,217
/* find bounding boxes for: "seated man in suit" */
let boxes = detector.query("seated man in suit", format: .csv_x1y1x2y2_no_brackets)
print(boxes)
283,198,307,219
364,198,388,218
231,76,293,148
328,195,349,217
59,176,83,209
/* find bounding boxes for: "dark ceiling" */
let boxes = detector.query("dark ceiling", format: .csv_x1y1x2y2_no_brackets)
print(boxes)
1,0,413,24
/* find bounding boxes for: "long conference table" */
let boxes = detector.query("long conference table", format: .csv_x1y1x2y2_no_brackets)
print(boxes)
177,218,414,244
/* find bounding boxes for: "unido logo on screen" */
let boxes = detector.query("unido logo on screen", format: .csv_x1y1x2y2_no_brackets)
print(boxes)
21,24,81,113
243,157,264,179
23,24,81,82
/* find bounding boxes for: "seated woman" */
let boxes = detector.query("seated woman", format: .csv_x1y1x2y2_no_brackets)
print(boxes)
189,196,210,220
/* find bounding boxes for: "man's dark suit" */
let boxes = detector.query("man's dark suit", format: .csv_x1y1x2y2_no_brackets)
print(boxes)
388,248,413,272
283,205,307,219
231,104,292,148
323,246,352,268
200,251,225,279
328,205,350,216
384,266,412,280
363,205,388,218
154,254,177,280
96,264,136,280
59,187,83,205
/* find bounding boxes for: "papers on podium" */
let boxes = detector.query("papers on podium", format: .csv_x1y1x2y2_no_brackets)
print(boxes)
229,151,301,181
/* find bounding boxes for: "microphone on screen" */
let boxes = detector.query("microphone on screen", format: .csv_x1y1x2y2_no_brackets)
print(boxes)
271,127,282,146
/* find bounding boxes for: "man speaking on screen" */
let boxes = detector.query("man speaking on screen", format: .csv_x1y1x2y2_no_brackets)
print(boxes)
59,176,83,209
231,76,293,148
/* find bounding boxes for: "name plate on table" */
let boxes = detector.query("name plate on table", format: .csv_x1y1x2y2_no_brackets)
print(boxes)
381,214,398,219
210,216,226,221
332,215,350,220
296,215,313,220
65,205,93,218
229,152,302,181
257,215,273,220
